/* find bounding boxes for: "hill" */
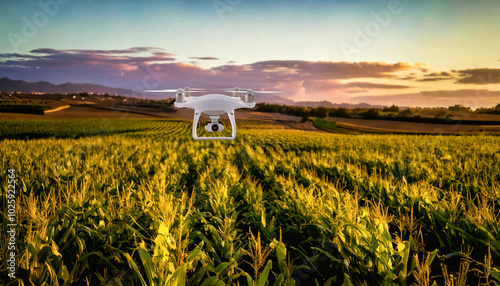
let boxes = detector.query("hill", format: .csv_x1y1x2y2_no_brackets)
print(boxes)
0,77,133,95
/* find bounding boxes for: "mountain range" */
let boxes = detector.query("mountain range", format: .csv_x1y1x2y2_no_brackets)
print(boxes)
0,77,382,109
0,77,133,95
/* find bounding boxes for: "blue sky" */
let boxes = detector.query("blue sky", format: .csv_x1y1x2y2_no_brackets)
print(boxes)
1,0,499,107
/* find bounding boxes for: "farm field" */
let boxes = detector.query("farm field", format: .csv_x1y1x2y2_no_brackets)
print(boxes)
1,118,500,285
327,117,500,135
4,94,500,135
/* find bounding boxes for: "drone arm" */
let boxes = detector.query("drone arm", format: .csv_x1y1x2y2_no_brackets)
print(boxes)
228,111,237,139
192,110,201,139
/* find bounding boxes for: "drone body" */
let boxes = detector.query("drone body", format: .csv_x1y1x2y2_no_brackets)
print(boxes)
175,92,255,140
146,87,280,140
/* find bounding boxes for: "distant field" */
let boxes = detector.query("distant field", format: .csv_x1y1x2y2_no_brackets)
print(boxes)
0,103,167,119
1,119,499,285
3,102,500,135
0,99,67,115
328,116,500,134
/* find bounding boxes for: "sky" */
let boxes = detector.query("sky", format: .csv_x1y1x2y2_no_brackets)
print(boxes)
1,0,499,108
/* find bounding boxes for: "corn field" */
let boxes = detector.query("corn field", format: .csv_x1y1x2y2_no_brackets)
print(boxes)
1,119,500,285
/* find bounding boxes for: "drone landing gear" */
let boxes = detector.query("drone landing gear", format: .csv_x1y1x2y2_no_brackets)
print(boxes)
192,111,236,140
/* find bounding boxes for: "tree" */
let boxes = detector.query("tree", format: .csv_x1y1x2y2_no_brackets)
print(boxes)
382,104,399,112
398,108,413,117
332,108,350,118
315,106,328,118
294,106,307,117
361,108,379,119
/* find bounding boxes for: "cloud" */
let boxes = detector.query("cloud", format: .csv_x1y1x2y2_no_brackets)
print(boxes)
3,47,176,68
30,47,173,56
346,89,369,93
455,68,500,84
302,80,343,90
412,71,455,82
345,82,412,89
205,61,423,101
417,77,453,82
0,48,448,104
240,60,425,80
424,71,453,77
189,57,220,61
0,49,425,88
30,48,64,54
0,47,178,88
155,52,175,57
0,53,40,60
399,72,417,80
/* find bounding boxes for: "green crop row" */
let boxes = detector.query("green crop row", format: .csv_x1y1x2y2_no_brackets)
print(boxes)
0,119,499,285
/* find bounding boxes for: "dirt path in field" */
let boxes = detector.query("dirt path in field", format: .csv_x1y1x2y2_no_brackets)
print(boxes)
43,105,71,113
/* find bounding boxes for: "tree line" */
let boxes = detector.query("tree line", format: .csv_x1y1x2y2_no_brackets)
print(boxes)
255,103,500,124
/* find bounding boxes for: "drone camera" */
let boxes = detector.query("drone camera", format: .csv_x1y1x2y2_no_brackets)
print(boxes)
205,122,224,132
159,87,263,139
205,116,224,132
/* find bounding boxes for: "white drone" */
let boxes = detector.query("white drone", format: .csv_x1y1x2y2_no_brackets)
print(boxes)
146,87,280,140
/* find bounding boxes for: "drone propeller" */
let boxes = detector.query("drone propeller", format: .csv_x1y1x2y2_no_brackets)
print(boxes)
145,89,179,93
145,88,207,93
185,87,207,91
252,91,283,94
215,88,242,93
215,88,241,91
216,88,282,94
